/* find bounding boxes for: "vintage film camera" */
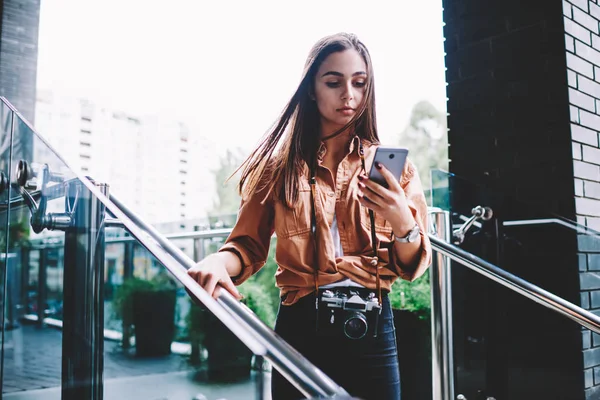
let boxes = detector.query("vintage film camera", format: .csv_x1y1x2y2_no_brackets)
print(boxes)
317,288,382,339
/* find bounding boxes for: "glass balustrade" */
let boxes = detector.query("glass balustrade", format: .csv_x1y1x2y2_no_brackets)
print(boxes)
0,98,280,400
431,169,600,400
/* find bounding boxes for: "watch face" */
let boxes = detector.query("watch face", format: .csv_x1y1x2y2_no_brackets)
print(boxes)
408,225,420,242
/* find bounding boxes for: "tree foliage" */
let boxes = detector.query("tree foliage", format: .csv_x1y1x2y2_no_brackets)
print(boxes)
209,148,245,217
398,100,449,190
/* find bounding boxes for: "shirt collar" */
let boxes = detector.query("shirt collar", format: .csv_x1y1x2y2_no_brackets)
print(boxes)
316,135,362,162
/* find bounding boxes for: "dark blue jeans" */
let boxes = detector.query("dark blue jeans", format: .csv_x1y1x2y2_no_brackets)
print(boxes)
271,291,401,400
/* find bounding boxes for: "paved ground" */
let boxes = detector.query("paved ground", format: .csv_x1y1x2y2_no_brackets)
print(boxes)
1,324,271,400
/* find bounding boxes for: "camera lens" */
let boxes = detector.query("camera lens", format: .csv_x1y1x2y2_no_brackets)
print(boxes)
344,312,368,339
389,153,395,159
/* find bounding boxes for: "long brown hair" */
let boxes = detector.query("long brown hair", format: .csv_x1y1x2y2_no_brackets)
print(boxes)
237,32,380,207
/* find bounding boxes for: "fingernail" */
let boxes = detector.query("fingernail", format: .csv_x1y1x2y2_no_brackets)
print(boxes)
357,175,364,181
358,182,365,189
375,162,382,169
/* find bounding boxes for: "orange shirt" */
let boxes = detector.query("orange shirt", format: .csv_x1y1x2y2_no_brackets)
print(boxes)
220,136,432,305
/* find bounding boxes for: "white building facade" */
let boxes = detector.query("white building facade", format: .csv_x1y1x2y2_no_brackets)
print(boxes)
34,89,217,225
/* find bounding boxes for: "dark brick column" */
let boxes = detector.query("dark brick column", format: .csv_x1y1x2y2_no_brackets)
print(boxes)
443,0,600,399
0,0,40,123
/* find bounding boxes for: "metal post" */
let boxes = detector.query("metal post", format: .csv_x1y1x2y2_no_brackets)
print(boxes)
37,248,47,328
62,181,107,400
121,240,133,350
430,208,454,400
190,226,202,364
20,247,29,323
192,225,205,262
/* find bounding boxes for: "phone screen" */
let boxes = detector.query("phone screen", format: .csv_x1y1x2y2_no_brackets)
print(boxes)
368,147,409,188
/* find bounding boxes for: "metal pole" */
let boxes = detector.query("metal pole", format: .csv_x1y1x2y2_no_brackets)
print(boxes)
37,248,47,328
430,208,454,400
61,181,106,400
20,247,29,323
190,226,202,364
121,240,133,350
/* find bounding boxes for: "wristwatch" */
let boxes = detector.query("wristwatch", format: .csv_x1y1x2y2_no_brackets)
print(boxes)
395,223,420,243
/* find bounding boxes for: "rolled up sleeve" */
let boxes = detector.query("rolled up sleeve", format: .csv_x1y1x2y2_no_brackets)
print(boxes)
395,161,432,282
218,184,275,285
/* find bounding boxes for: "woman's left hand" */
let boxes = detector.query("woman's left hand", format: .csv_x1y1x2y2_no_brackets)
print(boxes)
357,162,416,234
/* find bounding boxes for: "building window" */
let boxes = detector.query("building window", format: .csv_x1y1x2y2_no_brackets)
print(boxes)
80,154,91,159
80,141,91,147
179,170,187,175
180,148,188,153
181,181,186,185
80,129,91,134
81,116,92,122
81,167,89,172
180,159,187,164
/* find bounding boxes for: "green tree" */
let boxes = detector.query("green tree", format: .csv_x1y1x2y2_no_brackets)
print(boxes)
398,100,448,190
209,148,245,217
390,100,448,317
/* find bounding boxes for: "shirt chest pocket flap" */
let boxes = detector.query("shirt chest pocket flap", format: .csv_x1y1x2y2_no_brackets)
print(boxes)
274,180,313,239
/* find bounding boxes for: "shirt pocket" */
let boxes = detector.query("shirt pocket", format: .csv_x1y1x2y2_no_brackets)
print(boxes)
274,181,313,239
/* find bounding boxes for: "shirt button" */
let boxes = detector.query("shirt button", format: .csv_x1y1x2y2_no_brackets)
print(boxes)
328,191,335,197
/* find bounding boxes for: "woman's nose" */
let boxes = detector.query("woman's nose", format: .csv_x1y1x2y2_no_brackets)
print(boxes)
341,83,354,100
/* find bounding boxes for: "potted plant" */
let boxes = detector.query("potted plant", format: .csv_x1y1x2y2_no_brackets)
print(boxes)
186,279,276,382
389,270,433,400
113,271,178,357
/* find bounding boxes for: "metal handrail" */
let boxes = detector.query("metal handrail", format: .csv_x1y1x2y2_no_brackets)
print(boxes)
428,232,600,334
24,228,235,249
28,206,600,336
29,209,600,336
504,217,600,236
75,179,349,400
91,208,600,334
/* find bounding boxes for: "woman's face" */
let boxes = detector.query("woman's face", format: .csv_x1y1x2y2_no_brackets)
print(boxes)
313,49,367,136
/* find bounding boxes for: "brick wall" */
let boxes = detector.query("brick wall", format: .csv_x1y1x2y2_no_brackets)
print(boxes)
0,0,40,123
563,1,600,398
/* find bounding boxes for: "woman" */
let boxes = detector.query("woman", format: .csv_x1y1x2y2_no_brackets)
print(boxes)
188,32,431,400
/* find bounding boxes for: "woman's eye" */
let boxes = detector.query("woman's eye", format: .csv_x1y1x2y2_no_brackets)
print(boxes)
354,81,366,87
325,82,340,88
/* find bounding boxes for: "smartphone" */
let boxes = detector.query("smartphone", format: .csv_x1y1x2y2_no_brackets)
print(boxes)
368,146,409,188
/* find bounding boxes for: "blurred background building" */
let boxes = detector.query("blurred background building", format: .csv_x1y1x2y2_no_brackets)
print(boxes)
34,89,217,225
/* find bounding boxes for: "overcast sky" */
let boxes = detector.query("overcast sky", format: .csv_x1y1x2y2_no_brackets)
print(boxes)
36,0,446,155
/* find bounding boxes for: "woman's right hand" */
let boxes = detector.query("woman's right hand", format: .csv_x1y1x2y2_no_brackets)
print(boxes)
187,252,243,300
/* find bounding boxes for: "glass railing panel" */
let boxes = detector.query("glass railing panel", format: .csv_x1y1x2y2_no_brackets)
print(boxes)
103,236,269,400
0,100,274,399
2,101,78,398
98,227,276,399
0,99,13,393
430,168,598,400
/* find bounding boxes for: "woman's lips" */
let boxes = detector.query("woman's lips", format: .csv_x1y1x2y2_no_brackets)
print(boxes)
337,107,355,116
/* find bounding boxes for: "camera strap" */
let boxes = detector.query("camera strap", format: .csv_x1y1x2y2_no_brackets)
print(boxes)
308,140,383,328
